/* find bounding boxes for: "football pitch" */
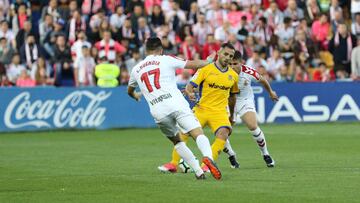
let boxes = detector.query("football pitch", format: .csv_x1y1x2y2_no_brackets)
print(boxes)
0,123,359,203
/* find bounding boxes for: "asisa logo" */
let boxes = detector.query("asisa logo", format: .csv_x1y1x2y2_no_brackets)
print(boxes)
4,91,112,129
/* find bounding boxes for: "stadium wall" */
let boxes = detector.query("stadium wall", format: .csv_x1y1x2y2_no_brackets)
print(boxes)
0,83,359,132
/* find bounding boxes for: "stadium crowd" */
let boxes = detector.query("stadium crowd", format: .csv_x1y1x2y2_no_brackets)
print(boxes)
0,0,359,87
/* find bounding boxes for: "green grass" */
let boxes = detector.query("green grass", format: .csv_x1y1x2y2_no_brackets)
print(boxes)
0,123,360,203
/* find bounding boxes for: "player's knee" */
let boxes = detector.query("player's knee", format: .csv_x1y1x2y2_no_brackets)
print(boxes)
247,124,258,131
168,134,181,145
188,127,204,139
215,127,230,140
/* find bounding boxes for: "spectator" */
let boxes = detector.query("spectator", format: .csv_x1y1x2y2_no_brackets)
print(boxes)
52,34,69,61
31,57,53,82
294,29,318,61
161,36,177,55
126,0,143,14
19,34,45,69
71,31,91,60
0,21,15,48
267,48,286,81
34,57,54,86
73,46,96,86
16,69,36,87
7,53,26,84
105,0,122,14
0,63,10,86
294,64,310,82
149,5,165,29
89,9,107,32
246,49,268,70
110,6,126,33
15,20,36,50
43,19,66,57
41,0,60,22
329,23,357,77
187,2,200,25
125,48,142,73
275,17,294,55
39,14,54,45
192,13,213,46
284,0,304,26
82,0,102,21
130,5,145,31
179,36,200,60
251,17,273,48
59,0,78,21
10,0,31,17
166,1,186,32
137,17,153,45
116,18,136,45
311,13,331,49
68,10,86,44
206,1,226,29
289,52,310,81
305,0,320,22
263,1,284,29
313,62,335,82
12,3,31,35
266,34,280,58
202,34,220,59
246,4,263,25
351,0,360,20
214,21,236,42
237,16,250,42
0,37,15,65
95,30,126,63
331,9,344,33
351,13,360,38
244,35,256,58
351,38,360,80
227,2,242,28
176,69,192,86
330,0,342,21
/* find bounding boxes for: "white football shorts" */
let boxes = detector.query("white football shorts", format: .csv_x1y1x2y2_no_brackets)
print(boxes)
235,99,256,118
156,110,201,137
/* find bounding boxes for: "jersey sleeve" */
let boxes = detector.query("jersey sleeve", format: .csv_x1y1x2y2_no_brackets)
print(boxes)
164,55,187,70
242,65,260,82
230,74,240,94
128,71,138,87
189,66,208,88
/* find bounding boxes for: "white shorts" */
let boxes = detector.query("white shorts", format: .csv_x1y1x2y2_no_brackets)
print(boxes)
156,110,201,137
235,99,256,118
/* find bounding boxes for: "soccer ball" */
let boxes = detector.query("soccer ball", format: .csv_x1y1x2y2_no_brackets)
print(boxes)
178,158,197,173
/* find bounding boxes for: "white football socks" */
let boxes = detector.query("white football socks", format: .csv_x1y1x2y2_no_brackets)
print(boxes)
224,139,236,156
250,127,269,156
195,134,213,160
174,142,203,177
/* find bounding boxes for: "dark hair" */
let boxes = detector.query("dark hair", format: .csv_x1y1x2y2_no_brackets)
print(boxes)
259,17,267,24
146,37,163,51
284,17,292,24
233,50,242,61
221,42,235,50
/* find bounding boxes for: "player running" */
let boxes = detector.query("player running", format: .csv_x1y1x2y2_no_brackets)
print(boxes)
223,51,278,168
158,43,239,173
127,37,221,180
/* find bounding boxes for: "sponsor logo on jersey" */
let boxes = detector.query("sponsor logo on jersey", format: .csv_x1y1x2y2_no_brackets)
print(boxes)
149,93,172,105
208,83,231,90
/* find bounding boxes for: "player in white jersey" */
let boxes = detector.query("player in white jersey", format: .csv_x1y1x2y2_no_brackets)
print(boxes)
127,37,221,180
223,51,278,168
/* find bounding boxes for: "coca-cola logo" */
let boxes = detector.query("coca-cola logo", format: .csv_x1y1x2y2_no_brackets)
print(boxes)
4,91,112,129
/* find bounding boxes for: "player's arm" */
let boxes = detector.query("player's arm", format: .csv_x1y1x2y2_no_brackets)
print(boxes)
127,73,142,101
184,52,216,69
185,82,197,101
228,93,237,125
258,75,278,102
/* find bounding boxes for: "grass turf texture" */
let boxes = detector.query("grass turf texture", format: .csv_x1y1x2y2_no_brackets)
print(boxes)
0,123,359,203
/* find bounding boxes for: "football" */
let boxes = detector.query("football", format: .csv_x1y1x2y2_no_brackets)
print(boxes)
178,158,195,173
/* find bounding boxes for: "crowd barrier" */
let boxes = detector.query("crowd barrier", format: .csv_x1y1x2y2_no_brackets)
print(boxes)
0,82,359,132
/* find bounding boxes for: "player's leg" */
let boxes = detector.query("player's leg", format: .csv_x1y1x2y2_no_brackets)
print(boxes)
177,111,221,180
223,139,240,168
170,133,189,165
157,114,205,179
209,112,232,162
241,111,275,167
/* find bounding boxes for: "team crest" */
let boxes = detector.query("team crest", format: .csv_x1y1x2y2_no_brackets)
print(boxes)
228,75,233,80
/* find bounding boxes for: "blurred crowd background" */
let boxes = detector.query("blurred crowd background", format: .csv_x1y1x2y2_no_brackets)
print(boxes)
0,0,360,87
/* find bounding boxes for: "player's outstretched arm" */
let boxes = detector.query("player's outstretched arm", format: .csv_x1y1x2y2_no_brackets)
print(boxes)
127,86,142,101
259,76,279,102
184,60,209,70
185,83,197,101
